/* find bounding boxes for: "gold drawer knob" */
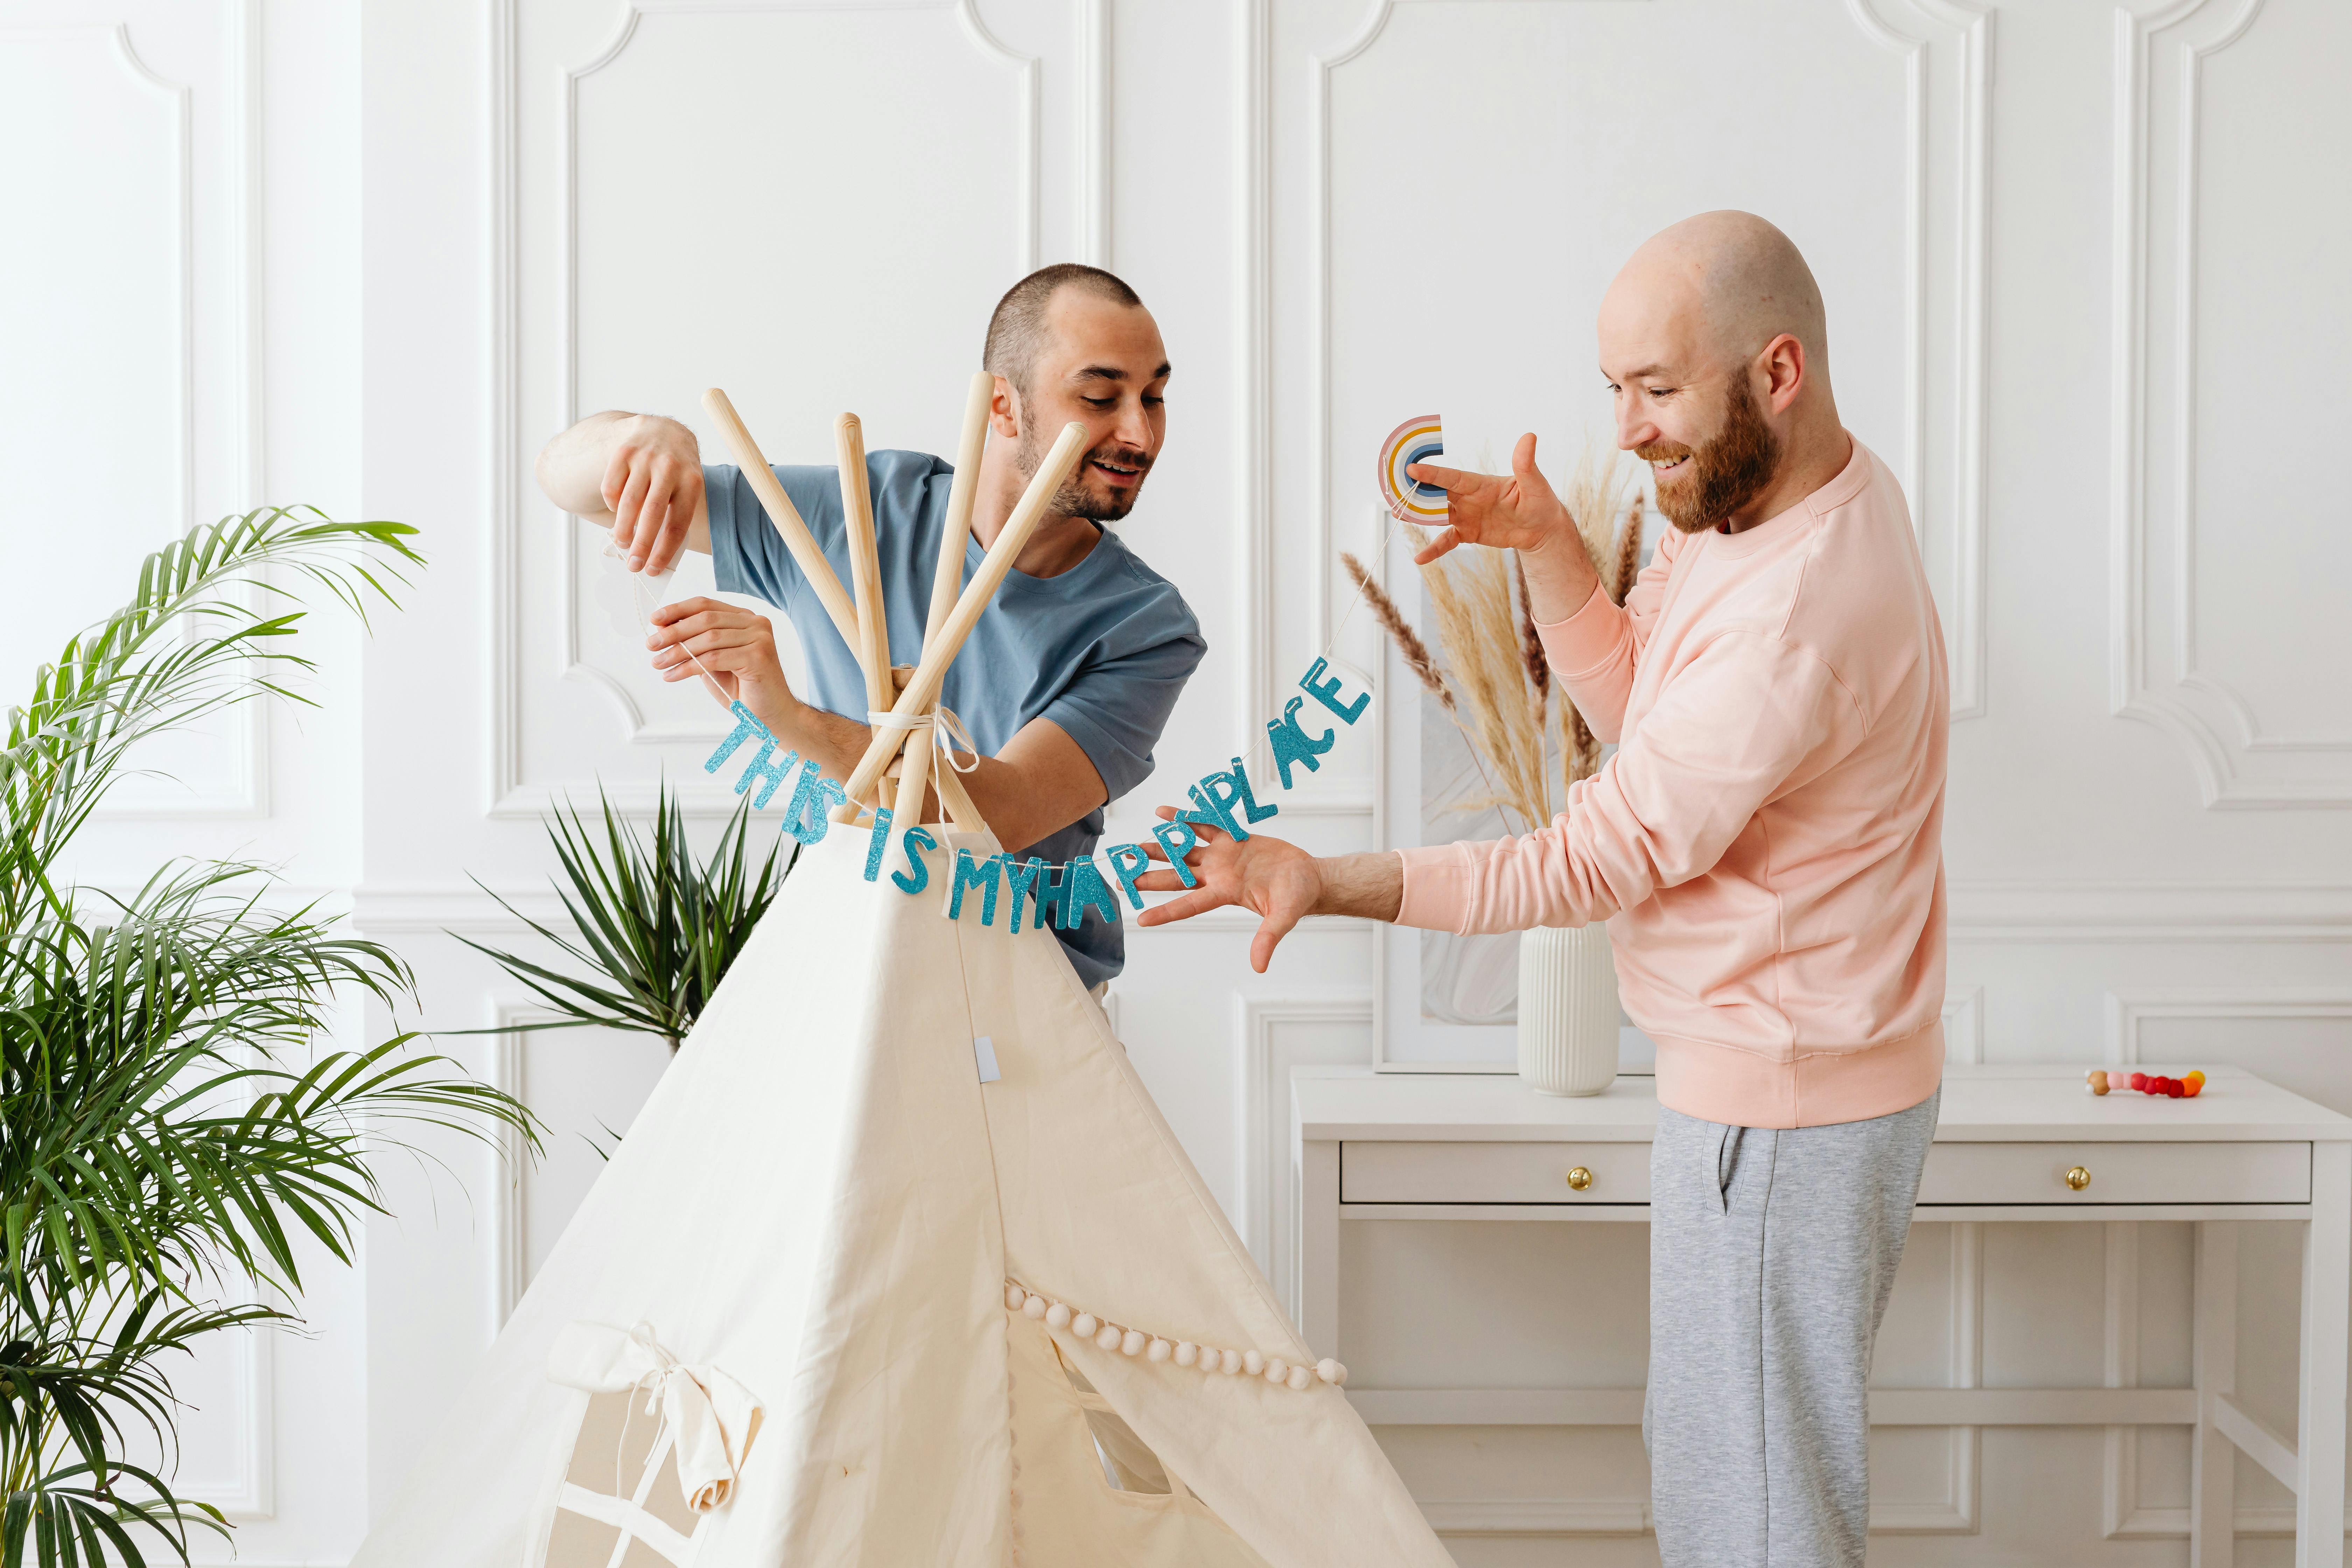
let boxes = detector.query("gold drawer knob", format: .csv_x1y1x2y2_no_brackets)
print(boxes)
2065,1166,2092,1191
1566,1167,1594,1191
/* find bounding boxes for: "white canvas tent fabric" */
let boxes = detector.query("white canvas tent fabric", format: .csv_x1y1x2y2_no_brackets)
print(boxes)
354,825,1455,1567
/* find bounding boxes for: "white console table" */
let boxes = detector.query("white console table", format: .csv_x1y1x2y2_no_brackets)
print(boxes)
1295,1065,2352,1567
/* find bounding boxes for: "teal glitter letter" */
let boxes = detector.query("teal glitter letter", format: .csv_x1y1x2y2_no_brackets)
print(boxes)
1002,857,1048,934
1105,843,1153,910
780,768,847,846
1266,696,1337,789
1299,656,1369,725
1149,820,1200,888
704,700,772,775
892,826,937,895
1058,855,1120,930
948,849,1002,924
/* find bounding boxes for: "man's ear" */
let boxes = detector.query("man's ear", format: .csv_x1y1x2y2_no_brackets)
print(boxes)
1759,333,1807,413
989,374,1022,439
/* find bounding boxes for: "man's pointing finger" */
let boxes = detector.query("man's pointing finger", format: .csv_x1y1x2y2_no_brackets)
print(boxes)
1404,461,1483,495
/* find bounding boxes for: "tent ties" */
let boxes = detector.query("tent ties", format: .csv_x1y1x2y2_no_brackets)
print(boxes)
546,1320,765,1515
868,705,980,774
1001,1279,1347,1393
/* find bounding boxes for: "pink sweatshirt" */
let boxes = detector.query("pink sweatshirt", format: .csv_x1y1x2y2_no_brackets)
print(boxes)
1396,439,1948,1129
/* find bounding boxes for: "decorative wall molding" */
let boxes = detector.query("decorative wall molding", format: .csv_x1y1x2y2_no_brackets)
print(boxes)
2100,1220,2185,1538
1077,0,1108,266
1942,985,1983,1064
482,0,524,817
351,883,1369,937
1842,0,1993,720
1236,994,1373,1319
486,1002,537,1331
1234,0,1272,742
1876,1220,1981,1534
69,7,271,820
1947,880,2352,943
489,0,1041,818
351,880,2352,946
2108,0,2348,807
1304,0,1988,721
172,1283,276,1521
2104,986,2352,1062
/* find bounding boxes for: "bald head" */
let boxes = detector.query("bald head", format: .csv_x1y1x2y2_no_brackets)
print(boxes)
1605,210,1827,376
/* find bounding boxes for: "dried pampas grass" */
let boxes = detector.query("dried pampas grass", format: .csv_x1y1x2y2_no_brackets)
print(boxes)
1342,552,1448,711
1613,492,1645,604
1352,436,1640,831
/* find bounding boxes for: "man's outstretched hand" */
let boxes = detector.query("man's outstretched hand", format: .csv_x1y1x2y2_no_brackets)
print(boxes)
1133,811,1405,974
1405,431,1599,624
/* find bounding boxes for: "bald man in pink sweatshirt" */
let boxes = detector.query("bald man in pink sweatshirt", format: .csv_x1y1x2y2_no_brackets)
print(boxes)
1141,211,1947,1567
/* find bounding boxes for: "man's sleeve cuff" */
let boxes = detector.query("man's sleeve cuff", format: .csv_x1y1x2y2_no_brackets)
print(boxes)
1534,578,1623,678
1394,844,1471,934
701,464,748,596
1035,702,1136,803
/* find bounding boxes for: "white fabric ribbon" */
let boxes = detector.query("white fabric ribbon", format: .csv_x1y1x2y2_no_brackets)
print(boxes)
546,1321,764,1513
867,704,980,775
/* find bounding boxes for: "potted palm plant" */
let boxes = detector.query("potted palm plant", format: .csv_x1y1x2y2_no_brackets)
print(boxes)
0,508,534,1565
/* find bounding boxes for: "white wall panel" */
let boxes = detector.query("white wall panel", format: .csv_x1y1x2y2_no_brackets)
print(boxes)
502,1,1041,814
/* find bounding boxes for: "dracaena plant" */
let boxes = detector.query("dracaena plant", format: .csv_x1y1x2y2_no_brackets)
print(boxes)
456,781,792,1056
0,508,536,1566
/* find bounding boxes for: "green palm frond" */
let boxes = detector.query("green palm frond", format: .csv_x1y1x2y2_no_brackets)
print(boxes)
0,507,420,931
456,781,789,1052
0,509,535,1567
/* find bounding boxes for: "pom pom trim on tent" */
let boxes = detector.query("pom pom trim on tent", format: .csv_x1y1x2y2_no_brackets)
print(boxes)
1004,1281,1346,1393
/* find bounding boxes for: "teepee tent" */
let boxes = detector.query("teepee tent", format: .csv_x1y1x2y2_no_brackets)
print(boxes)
354,376,1453,1568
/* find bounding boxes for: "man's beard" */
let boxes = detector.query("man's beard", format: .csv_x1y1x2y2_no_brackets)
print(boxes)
1639,374,1782,534
1014,419,1151,523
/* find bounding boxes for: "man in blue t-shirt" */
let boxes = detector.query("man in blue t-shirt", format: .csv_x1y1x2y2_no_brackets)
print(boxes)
535,265,1204,989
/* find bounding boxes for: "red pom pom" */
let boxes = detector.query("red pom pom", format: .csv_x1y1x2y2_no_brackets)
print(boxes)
2168,1080,2185,1098
2129,1072,2148,1091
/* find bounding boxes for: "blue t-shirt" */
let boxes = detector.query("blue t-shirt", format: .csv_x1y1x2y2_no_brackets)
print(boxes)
704,450,1206,988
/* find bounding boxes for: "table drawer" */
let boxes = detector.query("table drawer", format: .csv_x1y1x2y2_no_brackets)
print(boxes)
1916,1141,2310,1205
1342,1141,1651,1204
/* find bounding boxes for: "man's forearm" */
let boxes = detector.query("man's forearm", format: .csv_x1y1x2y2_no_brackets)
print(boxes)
537,411,635,517
1514,531,1603,625
743,687,1088,855
1312,850,1405,923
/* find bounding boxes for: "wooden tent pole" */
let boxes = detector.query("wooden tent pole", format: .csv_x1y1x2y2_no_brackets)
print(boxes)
699,387,860,649
833,420,1088,817
928,371,995,644
834,413,893,718
898,372,997,833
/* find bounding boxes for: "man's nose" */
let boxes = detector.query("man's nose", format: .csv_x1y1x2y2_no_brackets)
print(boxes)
1112,397,1154,453
1615,405,1657,452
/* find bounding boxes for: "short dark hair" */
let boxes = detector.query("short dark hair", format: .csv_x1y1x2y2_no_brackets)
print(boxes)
983,263,1145,397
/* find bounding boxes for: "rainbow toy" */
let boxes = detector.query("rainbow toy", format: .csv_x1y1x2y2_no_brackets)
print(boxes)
1376,414,1449,526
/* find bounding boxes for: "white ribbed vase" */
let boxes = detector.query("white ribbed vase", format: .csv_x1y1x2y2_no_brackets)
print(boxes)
1516,924,1620,1096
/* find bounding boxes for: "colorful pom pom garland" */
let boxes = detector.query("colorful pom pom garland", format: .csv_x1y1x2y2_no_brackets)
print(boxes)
1002,1280,1343,1393
2085,1068,2205,1099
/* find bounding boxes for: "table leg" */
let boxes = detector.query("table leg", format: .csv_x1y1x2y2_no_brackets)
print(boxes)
1301,1138,1340,1358
2301,1141,2351,1568
2193,1220,2239,1568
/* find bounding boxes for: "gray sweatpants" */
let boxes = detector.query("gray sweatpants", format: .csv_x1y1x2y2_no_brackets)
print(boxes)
1644,1090,1940,1567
